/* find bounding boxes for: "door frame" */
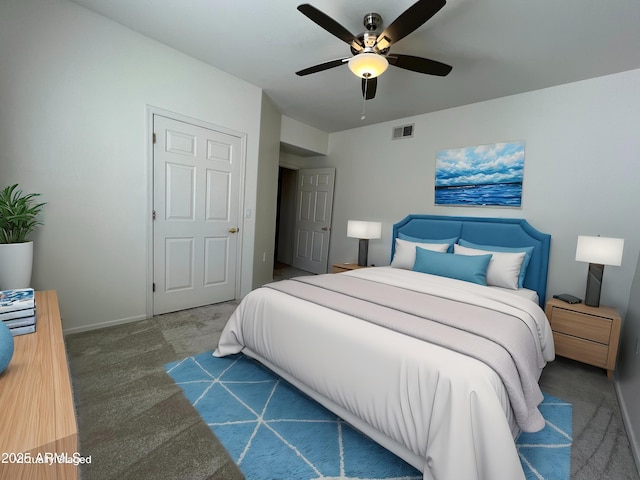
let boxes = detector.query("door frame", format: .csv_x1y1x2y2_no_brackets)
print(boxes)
145,106,248,318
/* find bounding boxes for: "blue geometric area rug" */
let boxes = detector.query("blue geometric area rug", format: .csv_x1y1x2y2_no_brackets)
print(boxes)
165,352,572,480
516,393,572,480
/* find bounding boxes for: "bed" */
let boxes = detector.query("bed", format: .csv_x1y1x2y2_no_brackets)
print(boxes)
215,214,554,480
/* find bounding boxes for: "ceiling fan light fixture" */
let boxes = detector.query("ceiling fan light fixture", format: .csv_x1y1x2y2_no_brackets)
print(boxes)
348,52,388,78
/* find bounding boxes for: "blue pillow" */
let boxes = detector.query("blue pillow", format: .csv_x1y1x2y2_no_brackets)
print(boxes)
413,247,492,285
398,233,458,253
458,239,534,288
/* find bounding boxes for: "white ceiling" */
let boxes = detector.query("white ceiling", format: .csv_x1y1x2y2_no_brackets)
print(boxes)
70,0,640,133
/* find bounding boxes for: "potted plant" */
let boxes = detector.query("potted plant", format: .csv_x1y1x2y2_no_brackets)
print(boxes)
0,184,46,290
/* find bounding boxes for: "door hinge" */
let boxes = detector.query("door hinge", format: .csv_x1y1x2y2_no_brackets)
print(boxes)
152,282,156,292
152,210,156,220
152,132,157,144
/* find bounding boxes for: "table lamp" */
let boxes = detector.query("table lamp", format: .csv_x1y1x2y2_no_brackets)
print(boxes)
347,220,382,266
575,235,624,307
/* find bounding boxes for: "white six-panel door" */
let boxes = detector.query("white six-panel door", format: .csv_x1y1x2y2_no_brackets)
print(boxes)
292,168,335,274
153,115,241,315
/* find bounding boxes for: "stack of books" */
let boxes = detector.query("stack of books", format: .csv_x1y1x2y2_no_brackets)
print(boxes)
0,288,36,336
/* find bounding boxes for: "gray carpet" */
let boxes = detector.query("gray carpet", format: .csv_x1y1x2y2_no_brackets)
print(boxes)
65,268,639,480
539,357,639,479
66,301,245,480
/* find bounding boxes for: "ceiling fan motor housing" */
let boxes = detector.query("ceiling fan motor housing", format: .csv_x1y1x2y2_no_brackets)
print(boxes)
363,12,382,31
350,12,391,56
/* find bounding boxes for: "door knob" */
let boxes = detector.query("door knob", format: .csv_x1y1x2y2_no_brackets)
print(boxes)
229,227,239,233
321,226,330,231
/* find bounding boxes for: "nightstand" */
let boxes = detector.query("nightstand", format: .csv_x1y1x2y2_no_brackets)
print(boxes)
331,263,369,274
545,298,621,378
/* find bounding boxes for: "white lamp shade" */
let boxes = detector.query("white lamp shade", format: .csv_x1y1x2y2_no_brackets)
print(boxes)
348,53,389,78
347,220,382,240
575,235,624,266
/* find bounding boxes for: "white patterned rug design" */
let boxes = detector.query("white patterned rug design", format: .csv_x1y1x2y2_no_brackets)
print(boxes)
165,352,571,480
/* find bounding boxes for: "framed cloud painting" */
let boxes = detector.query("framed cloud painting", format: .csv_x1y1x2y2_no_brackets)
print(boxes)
435,141,524,207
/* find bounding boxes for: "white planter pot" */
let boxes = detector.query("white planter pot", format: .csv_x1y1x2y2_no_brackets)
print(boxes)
0,241,34,290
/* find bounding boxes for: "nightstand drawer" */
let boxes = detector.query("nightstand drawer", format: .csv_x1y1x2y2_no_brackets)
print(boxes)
553,331,609,368
549,307,611,344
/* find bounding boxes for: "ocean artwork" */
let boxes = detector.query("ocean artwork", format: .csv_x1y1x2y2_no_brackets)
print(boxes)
435,141,525,207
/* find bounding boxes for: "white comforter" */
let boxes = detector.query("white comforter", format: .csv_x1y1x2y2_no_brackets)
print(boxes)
215,267,555,480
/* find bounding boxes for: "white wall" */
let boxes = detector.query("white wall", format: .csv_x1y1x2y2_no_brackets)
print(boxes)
253,94,281,288
309,69,640,318
280,116,329,156
0,0,263,332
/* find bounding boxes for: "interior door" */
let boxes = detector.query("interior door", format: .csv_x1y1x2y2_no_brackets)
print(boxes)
292,167,335,274
153,114,241,315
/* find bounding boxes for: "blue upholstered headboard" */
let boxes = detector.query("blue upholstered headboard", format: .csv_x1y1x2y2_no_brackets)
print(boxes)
391,215,551,306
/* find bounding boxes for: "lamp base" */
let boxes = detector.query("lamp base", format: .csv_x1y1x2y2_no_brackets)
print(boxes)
358,239,369,267
585,263,604,307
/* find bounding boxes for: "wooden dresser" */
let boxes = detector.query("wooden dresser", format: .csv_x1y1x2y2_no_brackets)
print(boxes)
0,291,79,480
545,297,621,378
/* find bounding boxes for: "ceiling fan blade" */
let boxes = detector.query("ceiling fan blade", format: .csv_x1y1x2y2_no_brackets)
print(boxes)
361,77,377,100
295,58,348,76
297,4,363,51
389,54,452,76
375,0,446,47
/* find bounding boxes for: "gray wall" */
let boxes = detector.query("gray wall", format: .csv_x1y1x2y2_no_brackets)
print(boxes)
617,254,640,469
253,94,282,288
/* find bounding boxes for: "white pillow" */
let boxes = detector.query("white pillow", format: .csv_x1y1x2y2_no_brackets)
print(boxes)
391,238,449,270
453,244,526,290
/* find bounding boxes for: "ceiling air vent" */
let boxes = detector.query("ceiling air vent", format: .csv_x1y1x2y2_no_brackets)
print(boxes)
392,124,414,140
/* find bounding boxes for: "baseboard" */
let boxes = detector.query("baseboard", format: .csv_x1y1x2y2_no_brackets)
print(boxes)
615,381,640,478
62,314,147,335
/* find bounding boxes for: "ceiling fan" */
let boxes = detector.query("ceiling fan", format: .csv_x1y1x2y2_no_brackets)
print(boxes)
295,0,452,101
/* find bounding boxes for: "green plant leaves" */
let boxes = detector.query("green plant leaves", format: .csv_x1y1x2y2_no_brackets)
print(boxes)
0,184,46,244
